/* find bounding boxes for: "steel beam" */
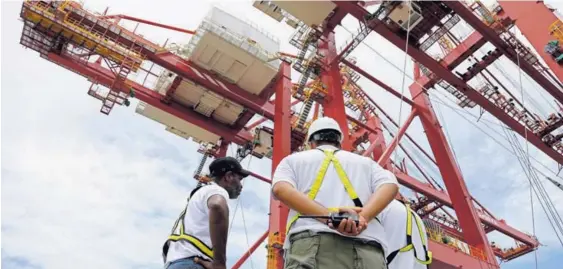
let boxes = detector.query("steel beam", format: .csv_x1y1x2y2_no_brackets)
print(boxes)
365,115,387,160
427,240,491,269
231,231,268,269
343,59,416,106
444,1,563,103
320,32,353,150
378,109,417,165
418,31,487,88
266,61,292,269
334,0,540,257
46,53,254,145
496,1,563,87
409,84,497,263
393,171,537,247
334,1,563,165
151,52,275,118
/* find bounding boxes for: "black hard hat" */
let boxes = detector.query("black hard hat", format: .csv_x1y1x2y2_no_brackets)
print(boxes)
209,157,250,178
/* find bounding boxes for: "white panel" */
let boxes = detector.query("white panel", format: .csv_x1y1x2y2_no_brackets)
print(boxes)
135,102,220,144
213,99,244,125
272,1,336,27
186,23,278,94
194,91,223,117
227,60,247,80
155,71,176,95
237,60,278,95
252,128,273,155
199,45,219,64
205,6,280,53
173,79,205,107
213,53,235,74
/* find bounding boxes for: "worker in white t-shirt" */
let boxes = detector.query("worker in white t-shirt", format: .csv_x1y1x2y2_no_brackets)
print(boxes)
162,156,250,269
272,117,399,269
380,199,432,269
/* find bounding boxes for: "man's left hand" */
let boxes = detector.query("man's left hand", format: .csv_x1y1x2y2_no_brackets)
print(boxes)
328,207,368,236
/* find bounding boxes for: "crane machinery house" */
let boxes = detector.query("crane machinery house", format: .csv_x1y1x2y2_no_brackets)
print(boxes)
136,6,280,146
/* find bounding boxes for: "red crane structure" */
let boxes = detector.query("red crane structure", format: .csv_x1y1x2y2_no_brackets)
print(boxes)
17,0,563,268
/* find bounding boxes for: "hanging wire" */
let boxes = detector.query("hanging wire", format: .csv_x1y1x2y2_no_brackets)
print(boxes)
227,117,266,269
392,0,413,167
340,11,563,257
501,125,563,249
340,21,563,182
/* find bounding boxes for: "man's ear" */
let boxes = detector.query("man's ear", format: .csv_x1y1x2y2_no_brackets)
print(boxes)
224,171,233,182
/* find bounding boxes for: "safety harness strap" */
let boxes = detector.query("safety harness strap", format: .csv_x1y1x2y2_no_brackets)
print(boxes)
386,203,432,266
286,149,363,232
162,184,214,263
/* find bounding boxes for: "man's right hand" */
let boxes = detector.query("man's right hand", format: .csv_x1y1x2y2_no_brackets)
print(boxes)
194,257,226,269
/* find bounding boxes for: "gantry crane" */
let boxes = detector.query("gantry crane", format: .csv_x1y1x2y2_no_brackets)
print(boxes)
18,0,563,268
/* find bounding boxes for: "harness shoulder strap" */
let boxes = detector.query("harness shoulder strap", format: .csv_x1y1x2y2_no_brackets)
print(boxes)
386,204,432,266
162,185,214,263
286,149,365,231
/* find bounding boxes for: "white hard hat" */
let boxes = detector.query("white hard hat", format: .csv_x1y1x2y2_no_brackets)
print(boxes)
307,117,343,142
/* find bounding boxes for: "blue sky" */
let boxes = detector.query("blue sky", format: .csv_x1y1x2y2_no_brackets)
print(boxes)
2,0,563,269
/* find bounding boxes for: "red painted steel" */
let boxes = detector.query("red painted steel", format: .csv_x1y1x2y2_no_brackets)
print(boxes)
444,1,563,103
267,62,292,269
343,59,416,106
409,84,497,265
320,32,353,150
497,1,563,93
100,14,197,35
378,110,417,165
152,52,275,119
334,1,563,167
231,230,268,269
46,52,255,145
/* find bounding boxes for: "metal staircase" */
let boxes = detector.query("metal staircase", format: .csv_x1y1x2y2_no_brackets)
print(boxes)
296,99,314,129
100,43,143,115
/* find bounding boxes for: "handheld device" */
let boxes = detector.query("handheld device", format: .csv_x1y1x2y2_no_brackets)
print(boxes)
298,212,360,227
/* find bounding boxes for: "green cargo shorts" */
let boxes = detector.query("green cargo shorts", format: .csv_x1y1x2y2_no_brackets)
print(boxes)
284,231,387,269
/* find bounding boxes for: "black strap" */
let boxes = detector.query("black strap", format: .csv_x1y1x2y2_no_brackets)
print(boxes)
386,249,400,264
315,148,382,223
163,184,208,262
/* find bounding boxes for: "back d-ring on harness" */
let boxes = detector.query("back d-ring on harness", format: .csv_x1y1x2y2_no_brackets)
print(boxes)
286,149,367,232
386,203,433,266
162,185,214,263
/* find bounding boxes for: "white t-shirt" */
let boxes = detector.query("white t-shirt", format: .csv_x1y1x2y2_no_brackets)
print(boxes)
165,183,230,263
379,200,429,269
271,145,399,255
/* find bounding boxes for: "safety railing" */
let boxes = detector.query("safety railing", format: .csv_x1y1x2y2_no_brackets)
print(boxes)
64,17,144,62
425,220,487,262
550,20,563,44
23,1,144,67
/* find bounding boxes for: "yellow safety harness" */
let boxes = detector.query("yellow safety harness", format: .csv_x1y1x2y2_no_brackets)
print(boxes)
286,149,367,232
162,185,214,263
386,203,432,266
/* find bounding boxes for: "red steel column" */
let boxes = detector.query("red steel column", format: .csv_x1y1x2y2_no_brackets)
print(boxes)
410,84,497,266
267,61,292,269
362,115,387,160
319,32,352,150
378,109,417,165
497,1,563,86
